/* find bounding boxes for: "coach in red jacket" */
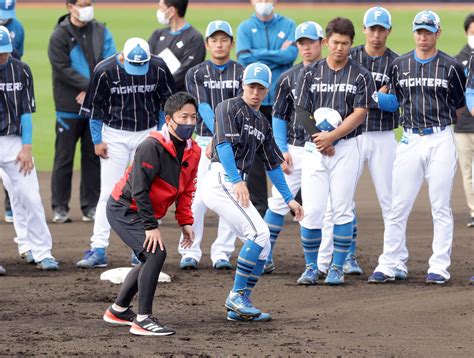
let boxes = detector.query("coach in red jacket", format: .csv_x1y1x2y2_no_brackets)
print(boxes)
103,92,201,337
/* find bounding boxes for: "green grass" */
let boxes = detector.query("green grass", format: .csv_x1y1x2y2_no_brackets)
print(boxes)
17,6,468,170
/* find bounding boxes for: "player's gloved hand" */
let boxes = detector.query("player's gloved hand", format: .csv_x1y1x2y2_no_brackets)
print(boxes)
180,225,195,249
288,199,304,221
281,152,293,175
205,140,213,160
144,228,164,253
233,181,250,208
313,131,337,153
16,144,34,176
94,142,109,159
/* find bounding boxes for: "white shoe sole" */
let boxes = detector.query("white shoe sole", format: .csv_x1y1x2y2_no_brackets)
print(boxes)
129,326,175,336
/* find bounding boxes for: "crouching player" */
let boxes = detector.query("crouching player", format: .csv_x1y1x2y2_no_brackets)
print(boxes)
201,63,304,321
102,93,200,336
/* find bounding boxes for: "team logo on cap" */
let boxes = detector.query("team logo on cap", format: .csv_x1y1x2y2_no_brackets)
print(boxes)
253,66,263,76
5,0,14,9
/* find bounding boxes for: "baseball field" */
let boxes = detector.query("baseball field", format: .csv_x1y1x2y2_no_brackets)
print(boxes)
0,2,472,356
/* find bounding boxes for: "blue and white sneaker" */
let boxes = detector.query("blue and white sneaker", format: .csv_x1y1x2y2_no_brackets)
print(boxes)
21,250,35,264
179,257,198,270
343,255,364,275
227,310,271,322
263,260,275,274
296,265,319,285
426,273,447,285
367,271,395,283
325,265,345,285
213,259,233,270
394,268,408,281
37,257,59,271
131,252,141,267
225,290,261,318
76,249,108,269
4,210,13,223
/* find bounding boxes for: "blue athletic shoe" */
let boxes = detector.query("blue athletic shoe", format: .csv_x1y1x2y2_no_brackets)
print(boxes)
76,249,108,269
179,257,198,270
225,290,261,318
343,255,364,275
37,257,59,271
263,260,275,274
213,259,233,270
131,252,141,267
325,265,345,285
21,250,35,264
4,210,13,223
394,268,408,281
368,271,395,283
227,310,271,322
426,273,447,285
296,265,319,285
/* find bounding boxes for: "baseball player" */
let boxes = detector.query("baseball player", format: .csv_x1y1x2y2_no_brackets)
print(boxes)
76,37,175,269
201,62,304,321
294,17,377,286
178,20,243,270
263,21,324,274
466,52,474,284
368,10,466,284
0,26,59,272
103,92,200,336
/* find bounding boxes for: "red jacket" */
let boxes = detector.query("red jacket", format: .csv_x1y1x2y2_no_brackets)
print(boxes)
111,126,201,230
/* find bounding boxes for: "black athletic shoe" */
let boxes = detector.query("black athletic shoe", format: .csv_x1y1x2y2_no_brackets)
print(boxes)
103,305,136,326
130,316,176,336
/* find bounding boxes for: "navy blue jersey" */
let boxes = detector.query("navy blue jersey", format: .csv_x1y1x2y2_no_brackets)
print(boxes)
295,58,377,140
185,60,243,136
272,63,310,146
350,45,399,131
80,54,175,132
389,50,466,129
212,97,284,174
0,57,35,137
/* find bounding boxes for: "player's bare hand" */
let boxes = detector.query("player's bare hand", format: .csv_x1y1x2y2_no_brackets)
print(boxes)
205,140,213,159
288,199,304,221
321,145,335,157
15,144,34,176
313,132,336,152
281,152,293,175
281,40,292,50
94,142,108,159
180,225,194,249
233,181,250,208
75,91,87,105
144,228,164,253
379,85,389,94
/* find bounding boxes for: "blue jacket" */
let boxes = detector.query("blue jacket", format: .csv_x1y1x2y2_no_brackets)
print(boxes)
237,13,297,106
5,18,24,59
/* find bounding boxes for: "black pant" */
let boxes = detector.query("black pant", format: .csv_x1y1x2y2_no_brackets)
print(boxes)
51,117,100,214
247,105,273,218
107,198,166,315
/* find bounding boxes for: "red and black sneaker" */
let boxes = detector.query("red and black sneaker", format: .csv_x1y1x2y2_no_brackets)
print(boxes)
103,305,136,326
130,316,176,336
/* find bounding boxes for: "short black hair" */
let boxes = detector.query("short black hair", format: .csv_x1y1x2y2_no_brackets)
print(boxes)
464,13,474,32
164,0,188,18
326,17,355,42
66,0,94,4
164,92,197,117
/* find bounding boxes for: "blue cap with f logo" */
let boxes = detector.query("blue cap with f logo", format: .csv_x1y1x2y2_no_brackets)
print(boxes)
243,62,272,89
363,6,391,29
0,25,12,54
123,37,151,76
295,21,324,41
0,0,16,20
412,10,440,33
205,20,233,39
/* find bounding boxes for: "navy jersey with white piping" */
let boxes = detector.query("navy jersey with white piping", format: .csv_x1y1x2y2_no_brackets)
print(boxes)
185,60,243,136
295,58,377,139
272,62,309,146
350,45,399,131
212,96,284,174
0,57,35,136
80,54,175,131
389,50,466,129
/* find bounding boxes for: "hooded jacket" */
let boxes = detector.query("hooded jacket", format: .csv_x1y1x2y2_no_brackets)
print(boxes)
111,125,201,231
455,45,474,133
48,15,116,115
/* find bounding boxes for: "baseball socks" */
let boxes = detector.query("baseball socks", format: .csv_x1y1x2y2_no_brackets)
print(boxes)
300,227,321,268
263,209,285,264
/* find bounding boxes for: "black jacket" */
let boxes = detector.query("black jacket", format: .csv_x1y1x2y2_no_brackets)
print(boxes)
48,15,115,114
455,45,474,133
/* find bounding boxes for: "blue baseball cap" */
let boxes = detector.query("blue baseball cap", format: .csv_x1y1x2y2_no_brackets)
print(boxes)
295,21,324,41
243,62,272,89
363,6,391,29
122,37,151,76
205,20,233,39
0,26,12,53
0,0,16,20
412,10,441,33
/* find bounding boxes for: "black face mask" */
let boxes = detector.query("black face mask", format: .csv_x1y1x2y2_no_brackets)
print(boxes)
171,118,194,140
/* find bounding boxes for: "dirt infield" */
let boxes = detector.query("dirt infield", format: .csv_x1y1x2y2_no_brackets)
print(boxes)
0,170,472,356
